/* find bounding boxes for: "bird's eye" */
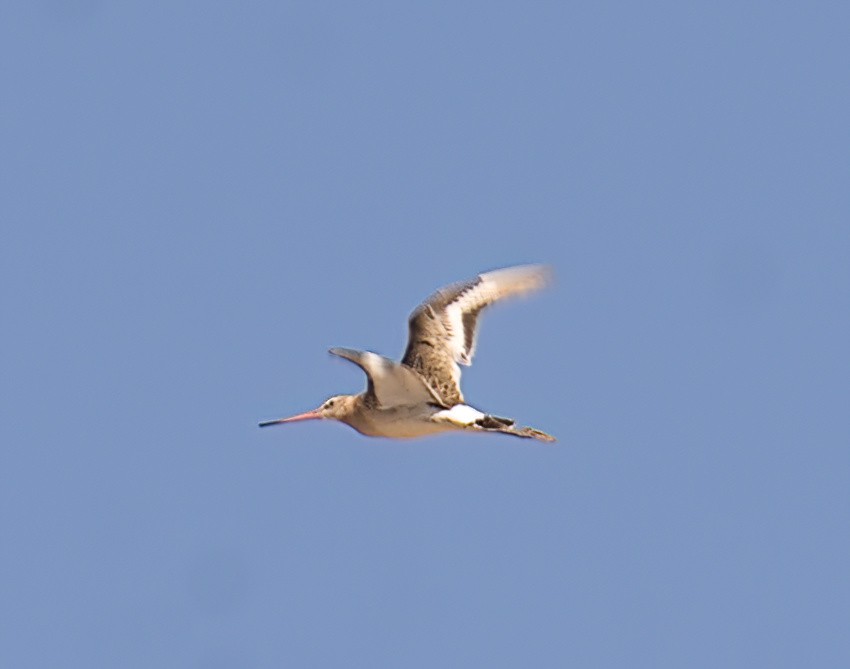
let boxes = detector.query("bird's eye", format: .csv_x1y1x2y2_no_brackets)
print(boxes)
326,400,334,408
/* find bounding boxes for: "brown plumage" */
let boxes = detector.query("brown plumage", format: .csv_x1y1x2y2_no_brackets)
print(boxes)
402,264,552,405
259,264,555,442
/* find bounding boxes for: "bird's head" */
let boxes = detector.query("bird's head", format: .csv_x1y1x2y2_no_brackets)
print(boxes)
258,394,357,427
314,395,357,420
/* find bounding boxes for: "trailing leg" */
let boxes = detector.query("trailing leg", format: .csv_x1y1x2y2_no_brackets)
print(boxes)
473,415,556,443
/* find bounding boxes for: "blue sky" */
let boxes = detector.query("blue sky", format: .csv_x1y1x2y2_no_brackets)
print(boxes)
2,1,849,667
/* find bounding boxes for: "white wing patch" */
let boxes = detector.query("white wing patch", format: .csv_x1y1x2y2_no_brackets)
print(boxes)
442,265,551,366
400,264,551,407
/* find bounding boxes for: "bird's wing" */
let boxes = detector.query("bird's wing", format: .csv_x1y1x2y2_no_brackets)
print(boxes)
329,348,443,409
401,264,551,405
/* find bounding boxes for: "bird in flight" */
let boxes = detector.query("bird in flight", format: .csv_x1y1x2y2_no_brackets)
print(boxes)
259,264,556,442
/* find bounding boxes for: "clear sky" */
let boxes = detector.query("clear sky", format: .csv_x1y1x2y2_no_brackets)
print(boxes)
2,2,849,667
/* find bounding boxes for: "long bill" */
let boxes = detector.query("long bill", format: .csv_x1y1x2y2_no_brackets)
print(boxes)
258,409,322,427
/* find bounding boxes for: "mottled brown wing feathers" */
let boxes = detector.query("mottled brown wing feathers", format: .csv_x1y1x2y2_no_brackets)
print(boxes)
401,265,551,406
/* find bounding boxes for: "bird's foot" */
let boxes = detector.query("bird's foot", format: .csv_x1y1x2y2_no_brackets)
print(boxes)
472,415,556,443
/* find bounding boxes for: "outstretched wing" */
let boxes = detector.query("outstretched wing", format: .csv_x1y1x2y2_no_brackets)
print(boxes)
401,264,551,406
329,348,443,408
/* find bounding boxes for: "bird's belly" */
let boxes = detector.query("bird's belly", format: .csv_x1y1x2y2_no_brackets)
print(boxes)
357,412,454,439
349,404,485,439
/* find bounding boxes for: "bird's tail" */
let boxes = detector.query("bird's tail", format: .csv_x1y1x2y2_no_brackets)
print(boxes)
474,415,557,443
